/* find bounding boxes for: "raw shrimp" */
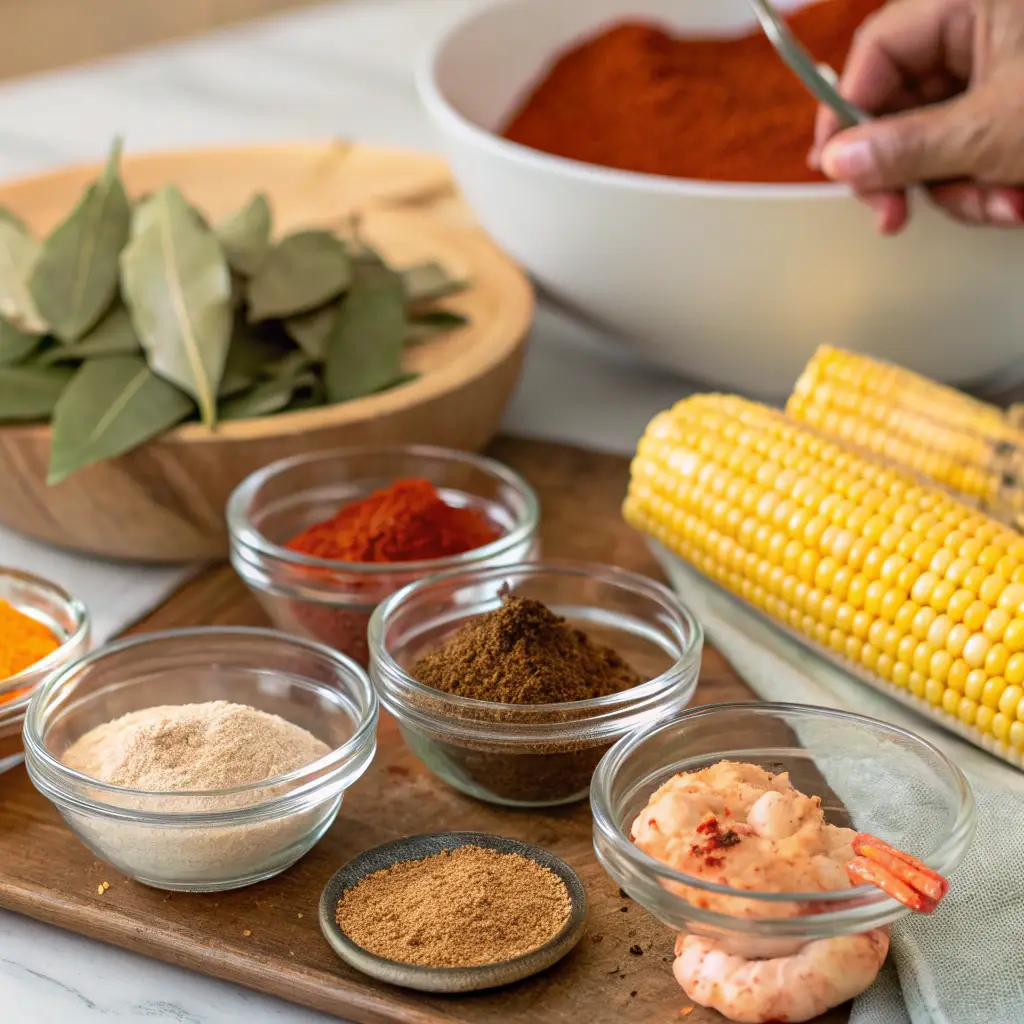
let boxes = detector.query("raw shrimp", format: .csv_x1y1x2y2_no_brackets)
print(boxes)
632,761,952,1021
673,929,890,1024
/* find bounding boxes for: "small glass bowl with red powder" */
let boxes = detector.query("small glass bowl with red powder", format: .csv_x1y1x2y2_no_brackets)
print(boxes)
227,445,540,667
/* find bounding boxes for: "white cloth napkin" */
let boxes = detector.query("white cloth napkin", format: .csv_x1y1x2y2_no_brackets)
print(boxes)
652,543,1024,1024
0,525,195,644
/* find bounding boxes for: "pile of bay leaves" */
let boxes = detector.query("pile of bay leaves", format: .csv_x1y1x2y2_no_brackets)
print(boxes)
0,140,468,485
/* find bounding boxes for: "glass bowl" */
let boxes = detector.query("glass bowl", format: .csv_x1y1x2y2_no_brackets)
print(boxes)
369,560,703,807
227,445,540,667
0,568,90,775
22,627,378,892
591,702,976,959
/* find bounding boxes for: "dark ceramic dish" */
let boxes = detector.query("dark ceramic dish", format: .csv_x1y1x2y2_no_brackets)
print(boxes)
318,830,587,993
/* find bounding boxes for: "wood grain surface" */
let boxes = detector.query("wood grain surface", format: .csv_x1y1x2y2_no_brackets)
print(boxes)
0,438,851,1024
0,143,532,562
0,0,325,81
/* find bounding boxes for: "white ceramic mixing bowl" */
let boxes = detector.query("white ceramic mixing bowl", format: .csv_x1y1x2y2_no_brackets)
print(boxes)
419,0,1024,398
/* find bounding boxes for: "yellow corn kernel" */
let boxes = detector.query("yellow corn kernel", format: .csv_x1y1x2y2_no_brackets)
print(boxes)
788,346,1024,526
625,392,1024,756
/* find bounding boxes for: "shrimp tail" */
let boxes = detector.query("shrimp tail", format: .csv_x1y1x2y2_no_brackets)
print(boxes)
847,833,949,913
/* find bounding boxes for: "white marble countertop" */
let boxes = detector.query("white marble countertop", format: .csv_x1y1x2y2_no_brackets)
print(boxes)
0,2,691,1020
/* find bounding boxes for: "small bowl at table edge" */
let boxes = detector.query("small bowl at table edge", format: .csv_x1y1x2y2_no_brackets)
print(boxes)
318,830,587,993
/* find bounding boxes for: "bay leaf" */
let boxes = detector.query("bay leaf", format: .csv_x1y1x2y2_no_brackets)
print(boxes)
120,185,233,427
269,348,311,379
284,302,336,360
47,355,194,484
405,308,469,345
215,193,271,276
324,262,406,403
0,317,42,366
0,207,26,232
284,388,326,413
400,261,468,305
28,139,131,343
219,321,288,398
0,220,46,333
383,371,421,390
247,230,351,321
219,369,317,421
131,195,208,246
36,303,141,365
0,364,73,420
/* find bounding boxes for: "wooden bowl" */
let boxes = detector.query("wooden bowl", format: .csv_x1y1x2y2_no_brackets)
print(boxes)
0,141,534,562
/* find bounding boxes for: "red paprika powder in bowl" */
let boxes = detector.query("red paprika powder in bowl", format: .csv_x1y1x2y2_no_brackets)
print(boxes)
227,447,540,667
419,0,1024,397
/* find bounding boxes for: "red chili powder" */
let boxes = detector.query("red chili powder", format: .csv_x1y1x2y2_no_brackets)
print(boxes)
284,478,501,666
502,0,885,183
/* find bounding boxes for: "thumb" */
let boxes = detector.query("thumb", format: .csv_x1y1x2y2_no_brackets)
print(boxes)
820,95,986,190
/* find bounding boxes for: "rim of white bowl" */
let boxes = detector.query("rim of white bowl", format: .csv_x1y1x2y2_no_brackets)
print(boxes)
417,0,853,201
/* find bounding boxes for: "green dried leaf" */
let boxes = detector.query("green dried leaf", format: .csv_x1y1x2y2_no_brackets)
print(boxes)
0,364,73,420
247,230,351,321
400,261,468,305
0,220,46,333
0,207,26,232
120,185,232,427
0,318,42,366
284,388,326,413
28,139,131,343
219,368,317,421
132,195,207,242
324,262,406,403
215,193,271,277
219,322,288,398
47,355,194,484
404,308,469,345
385,371,421,390
284,302,336,360
36,303,141,365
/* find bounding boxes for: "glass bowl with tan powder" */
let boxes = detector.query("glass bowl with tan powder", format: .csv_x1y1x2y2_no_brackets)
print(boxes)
369,560,702,807
22,627,378,892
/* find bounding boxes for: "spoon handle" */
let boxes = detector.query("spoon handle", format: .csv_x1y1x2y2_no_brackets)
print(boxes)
747,0,871,128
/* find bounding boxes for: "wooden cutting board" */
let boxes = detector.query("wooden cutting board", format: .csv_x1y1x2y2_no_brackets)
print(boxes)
0,437,852,1024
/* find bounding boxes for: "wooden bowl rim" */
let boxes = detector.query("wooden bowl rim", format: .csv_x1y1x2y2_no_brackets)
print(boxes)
0,139,534,444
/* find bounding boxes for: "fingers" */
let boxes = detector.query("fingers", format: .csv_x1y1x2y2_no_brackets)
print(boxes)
929,183,1024,225
811,0,972,160
819,91,985,190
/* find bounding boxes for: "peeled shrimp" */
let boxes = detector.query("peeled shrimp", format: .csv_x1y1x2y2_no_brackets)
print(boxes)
673,929,890,1024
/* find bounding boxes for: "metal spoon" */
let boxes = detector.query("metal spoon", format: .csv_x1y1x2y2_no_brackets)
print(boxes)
746,0,871,128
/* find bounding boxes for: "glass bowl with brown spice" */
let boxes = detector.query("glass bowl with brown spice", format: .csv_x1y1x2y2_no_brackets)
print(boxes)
368,559,703,807
228,445,539,667
0,568,90,775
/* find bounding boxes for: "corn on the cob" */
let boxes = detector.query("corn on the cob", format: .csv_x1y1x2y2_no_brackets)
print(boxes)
625,393,1024,755
787,346,1024,525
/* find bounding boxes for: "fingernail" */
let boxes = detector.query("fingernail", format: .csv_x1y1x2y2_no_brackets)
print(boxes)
987,194,1021,224
961,191,984,222
821,138,875,182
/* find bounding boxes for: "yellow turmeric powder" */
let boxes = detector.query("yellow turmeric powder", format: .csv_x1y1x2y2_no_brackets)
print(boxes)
0,597,60,686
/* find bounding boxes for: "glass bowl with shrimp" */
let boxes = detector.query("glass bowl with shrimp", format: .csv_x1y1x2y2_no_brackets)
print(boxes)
591,703,975,1020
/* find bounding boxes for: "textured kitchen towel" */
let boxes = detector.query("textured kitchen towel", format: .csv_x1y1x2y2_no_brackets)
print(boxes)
0,525,197,643
654,544,1024,1024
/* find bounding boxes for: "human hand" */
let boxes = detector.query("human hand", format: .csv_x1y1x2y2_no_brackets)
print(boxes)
809,0,1024,233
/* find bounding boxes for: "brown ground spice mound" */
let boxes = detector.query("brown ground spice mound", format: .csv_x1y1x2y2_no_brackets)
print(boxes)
410,595,642,704
335,845,573,967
